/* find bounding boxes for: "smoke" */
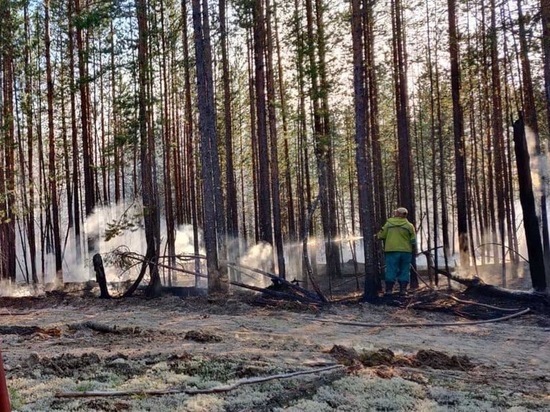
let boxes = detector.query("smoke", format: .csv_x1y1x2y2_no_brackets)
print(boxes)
11,201,210,293
0,280,37,297
236,241,274,288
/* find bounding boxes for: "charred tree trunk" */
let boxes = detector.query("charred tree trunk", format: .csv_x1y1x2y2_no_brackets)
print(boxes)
517,0,550,286
512,116,546,293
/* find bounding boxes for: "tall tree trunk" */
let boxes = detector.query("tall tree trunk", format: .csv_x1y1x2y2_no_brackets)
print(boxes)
181,0,201,280
490,0,506,284
135,0,162,297
512,116,547,292
315,0,340,280
45,0,63,278
23,3,38,283
110,20,121,205
219,0,238,240
305,0,340,280
253,0,273,250
273,2,296,242
391,0,414,218
266,0,286,279
391,0,416,287
517,0,550,286
159,0,176,279
192,0,227,294
0,0,16,281
364,0,384,286
543,0,550,133
352,0,377,300
68,0,81,261
219,0,240,279
447,0,469,266
74,0,95,218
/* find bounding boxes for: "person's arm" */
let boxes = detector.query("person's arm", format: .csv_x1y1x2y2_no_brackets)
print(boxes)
377,223,388,240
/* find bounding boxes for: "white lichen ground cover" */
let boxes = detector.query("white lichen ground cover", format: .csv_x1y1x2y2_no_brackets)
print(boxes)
1,293,549,411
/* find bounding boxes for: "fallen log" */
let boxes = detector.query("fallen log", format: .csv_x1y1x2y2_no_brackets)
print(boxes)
434,268,549,304
55,364,343,398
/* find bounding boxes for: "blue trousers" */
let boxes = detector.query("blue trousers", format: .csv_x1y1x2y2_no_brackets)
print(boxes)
384,252,412,283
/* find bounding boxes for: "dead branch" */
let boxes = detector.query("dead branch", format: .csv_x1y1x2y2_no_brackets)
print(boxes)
307,307,530,328
230,280,322,305
105,248,207,297
55,364,343,398
228,262,321,303
112,249,208,280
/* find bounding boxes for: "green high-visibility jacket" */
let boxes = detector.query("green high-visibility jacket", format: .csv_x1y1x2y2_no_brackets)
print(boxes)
377,217,416,252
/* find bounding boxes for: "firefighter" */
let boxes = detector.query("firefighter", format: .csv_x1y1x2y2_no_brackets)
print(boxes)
377,207,416,296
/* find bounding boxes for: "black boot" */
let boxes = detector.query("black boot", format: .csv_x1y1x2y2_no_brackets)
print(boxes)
384,281,395,296
399,282,408,296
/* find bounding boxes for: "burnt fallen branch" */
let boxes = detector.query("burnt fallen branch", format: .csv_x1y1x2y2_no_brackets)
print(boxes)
55,364,343,398
228,263,326,305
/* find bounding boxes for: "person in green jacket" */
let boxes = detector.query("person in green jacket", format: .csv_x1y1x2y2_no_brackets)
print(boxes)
377,207,416,296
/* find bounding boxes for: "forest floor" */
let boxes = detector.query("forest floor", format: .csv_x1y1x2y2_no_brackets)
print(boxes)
1,270,549,411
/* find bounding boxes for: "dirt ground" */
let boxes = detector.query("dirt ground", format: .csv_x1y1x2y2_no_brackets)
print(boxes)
0,279,549,411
